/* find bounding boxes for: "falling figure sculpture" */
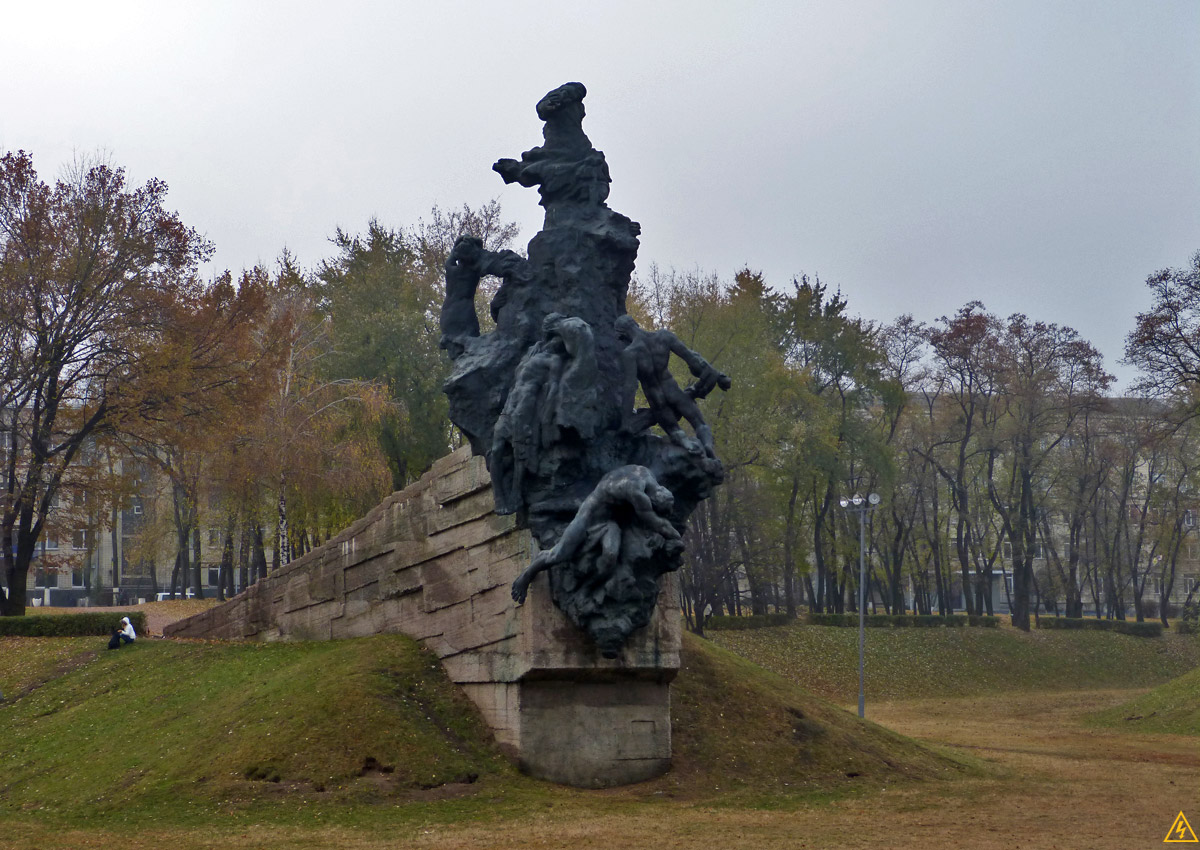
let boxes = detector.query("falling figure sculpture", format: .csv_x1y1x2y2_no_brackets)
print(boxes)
440,82,729,655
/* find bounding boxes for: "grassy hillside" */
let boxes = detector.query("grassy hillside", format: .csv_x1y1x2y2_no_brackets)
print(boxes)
0,629,963,830
1091,665,1200,735
708,623,1200,702
664,632,968,799
0,635,512,822
0,636,98,697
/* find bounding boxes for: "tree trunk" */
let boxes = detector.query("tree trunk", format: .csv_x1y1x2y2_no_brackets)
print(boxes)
191,525,204,599
782,476,800,617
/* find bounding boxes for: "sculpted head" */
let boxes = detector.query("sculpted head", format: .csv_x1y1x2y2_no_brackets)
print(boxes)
542,312,567,337
536,82,587,121
650,484,675,514
614,314,639,343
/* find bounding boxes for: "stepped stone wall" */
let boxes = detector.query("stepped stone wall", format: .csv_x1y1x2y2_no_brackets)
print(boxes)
164,446,681,787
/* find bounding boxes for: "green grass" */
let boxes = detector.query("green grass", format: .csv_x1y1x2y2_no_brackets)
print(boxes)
0,628,966,835
707,623,1200,702
3,623,1186,845
665,632,971,801
0,636,99,696
1091,665,1200,735
0,635,514,825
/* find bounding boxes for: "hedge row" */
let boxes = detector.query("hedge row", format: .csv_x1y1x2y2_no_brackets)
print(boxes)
704,613,797,630
806,612,1001,629
1036,616,1162,638
0,612,148,637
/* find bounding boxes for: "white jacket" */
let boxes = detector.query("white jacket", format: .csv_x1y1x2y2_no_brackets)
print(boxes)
119,618,136,641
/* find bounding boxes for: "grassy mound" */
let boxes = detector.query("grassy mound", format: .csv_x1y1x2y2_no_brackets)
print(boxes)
0,635,512,819
708,623,1200,702
1092,665,1200,735
664,632,968,798
0,628,965,829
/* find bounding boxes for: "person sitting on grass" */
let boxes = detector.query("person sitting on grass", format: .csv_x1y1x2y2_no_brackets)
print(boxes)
108,616,136,649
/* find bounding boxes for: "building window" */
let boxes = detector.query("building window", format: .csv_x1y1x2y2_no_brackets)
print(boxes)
1185,511,1196,528
208,528,220,547
132,499,143,515
43,535,58,551
72,529,90,550
207,567,220,586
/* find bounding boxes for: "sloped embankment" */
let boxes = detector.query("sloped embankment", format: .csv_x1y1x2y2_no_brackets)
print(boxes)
664,632,968,796
1092,664,1200,735
0,635,512,816
0,629,963,819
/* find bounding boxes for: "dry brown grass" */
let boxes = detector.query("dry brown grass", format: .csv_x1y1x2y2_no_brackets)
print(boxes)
400,689,1199,850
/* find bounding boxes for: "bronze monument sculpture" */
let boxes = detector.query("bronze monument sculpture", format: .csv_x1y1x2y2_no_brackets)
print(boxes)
440,82,729,658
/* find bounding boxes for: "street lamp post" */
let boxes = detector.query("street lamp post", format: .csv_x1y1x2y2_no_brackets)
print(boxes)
839,492,880,718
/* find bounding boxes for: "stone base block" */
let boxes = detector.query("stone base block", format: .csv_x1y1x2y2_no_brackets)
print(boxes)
517,679,672,788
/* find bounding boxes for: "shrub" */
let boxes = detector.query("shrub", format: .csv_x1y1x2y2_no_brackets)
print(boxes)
0,612,148,637
805,612,999,628
1177,601,1199,635
968,615,1001,628
704,613,796,631
1034,616,1162,637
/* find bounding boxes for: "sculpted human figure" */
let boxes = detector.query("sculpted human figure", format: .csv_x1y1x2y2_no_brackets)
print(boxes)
493,81,611,210
510,464,682,606
614,314,731,458
442,83,731,656
440,235,531,359
489,313,570,515
488,312,601,515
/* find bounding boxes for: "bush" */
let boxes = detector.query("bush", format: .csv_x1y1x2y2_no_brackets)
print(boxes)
805,612,999,629
1177,601,1199,635
704,613,796,631
968,615,1002,628
0,612,147,637
1034,616,1162,637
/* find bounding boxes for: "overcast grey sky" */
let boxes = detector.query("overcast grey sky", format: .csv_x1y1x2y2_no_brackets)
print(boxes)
3,1,1197,389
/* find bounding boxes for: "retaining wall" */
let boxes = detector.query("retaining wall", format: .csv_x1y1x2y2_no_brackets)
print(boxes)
164,446,681,787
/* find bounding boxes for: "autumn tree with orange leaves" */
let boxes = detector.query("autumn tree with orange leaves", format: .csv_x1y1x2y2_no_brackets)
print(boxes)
0,150,281,614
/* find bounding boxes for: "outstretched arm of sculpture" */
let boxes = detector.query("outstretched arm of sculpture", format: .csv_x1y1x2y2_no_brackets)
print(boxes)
494,157,542,188
511,518,590,604
440,236,485,357
512,455,606,602
666,333,732,400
